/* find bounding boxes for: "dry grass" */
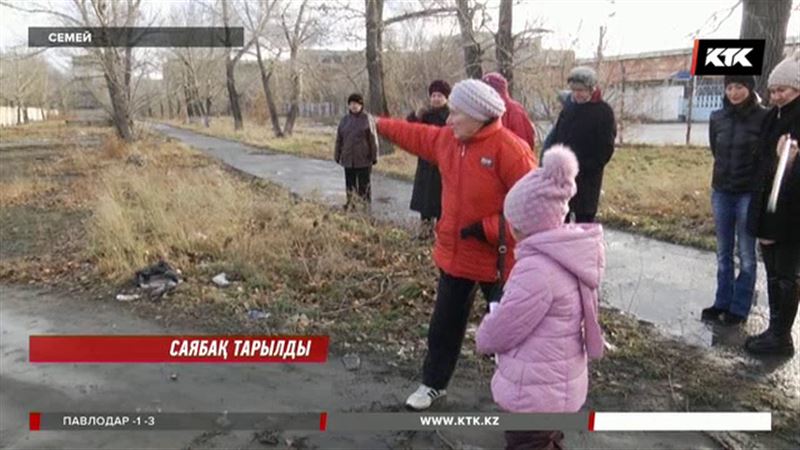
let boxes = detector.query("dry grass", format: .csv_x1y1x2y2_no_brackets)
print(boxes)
0,177,57,206
600,145,715,249
83,127,438,352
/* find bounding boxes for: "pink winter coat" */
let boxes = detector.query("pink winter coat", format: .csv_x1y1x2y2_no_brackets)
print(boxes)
476,224,605,413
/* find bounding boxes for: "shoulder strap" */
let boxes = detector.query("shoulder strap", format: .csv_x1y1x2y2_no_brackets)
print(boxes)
497,213,507,285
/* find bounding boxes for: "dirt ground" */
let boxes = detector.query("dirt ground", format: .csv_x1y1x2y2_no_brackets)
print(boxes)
1,122,798,449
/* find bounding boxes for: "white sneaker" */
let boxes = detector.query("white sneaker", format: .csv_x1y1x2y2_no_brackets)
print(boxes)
405,384,446,410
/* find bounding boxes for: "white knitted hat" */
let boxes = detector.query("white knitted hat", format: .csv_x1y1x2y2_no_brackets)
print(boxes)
448,79,506,122
768,49,800,90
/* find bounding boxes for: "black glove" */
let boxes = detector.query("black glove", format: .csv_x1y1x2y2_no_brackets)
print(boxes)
460,222,487,242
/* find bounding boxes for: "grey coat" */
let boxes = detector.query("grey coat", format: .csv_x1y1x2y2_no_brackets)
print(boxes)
335,112,379,169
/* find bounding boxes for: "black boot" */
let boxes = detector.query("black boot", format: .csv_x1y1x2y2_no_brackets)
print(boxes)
745,278,796,356
701,306,726,322
721,312,747,325
744,330,794,356
745,278,781,346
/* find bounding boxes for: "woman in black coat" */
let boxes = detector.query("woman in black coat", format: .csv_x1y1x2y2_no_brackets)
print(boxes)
701,75,767,326
407,80,450,238
546,66,616,223
744,49,800,356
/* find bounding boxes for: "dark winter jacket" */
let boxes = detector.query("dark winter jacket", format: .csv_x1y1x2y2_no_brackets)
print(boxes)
335,111,379,169
747,95,800,242
708,95,768,192
407,106,449,218
543,92,574,155
547,89,616,217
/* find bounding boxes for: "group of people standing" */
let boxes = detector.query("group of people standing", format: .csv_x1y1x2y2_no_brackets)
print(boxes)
702,50,800,357
335,67,616,449
331,49,798,450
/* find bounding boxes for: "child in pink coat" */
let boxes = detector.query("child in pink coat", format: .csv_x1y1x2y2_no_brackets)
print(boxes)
476,145,606,450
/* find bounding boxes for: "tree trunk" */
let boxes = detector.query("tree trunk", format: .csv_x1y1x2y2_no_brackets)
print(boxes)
226,59,244,130
365,0,393,154
595,26,606,72
105,71,134,142
740,0,792,101
284,51,301,136
183,84,194,121
41,68,49,120
456,0,482,79
496,0,513,94
685,76,695,146
255,43,284,137
365,0,388,116
102,50,134,142
618,63,625,145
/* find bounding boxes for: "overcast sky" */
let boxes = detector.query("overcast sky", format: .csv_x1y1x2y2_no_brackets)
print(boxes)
1,0,798,60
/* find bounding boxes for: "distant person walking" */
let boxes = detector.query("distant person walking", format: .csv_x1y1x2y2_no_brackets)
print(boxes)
701,75,768,326
334,93,378,211
745,50,800,356
407,80,451,239
376,79,537,411
545,66,616,223
483,72,536,152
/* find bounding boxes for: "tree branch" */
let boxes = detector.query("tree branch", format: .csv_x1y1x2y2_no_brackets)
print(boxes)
384,7,456,26
0,1,83,26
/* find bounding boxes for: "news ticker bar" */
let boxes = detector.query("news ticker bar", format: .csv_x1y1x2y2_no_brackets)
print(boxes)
29,412,771,432
29,336,329,363
28,27,244,47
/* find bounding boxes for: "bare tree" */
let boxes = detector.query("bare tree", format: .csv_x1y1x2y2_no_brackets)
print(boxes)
740,0,793,100
685,74,696,146
221,0,256,131
279,0,320,136
362,0,456,153
243,0,283,137
595,25,607,71
84,0,141,141
365,0,389,119
456,0,483,78
3,0,150,141
167,2,226,127
0,49,49,123
495,0,513,89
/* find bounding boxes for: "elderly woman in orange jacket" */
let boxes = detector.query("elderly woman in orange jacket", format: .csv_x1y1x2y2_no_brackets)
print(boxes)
376,79,537,410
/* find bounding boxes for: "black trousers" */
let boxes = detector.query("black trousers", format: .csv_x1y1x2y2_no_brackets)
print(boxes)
344,167,371,207
565,212,595,223
761,241,800,336
422,271,499,390
504,430,565,450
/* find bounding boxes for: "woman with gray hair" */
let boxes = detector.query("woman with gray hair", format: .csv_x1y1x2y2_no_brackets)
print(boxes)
376,79,537,410
544,66,616,223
